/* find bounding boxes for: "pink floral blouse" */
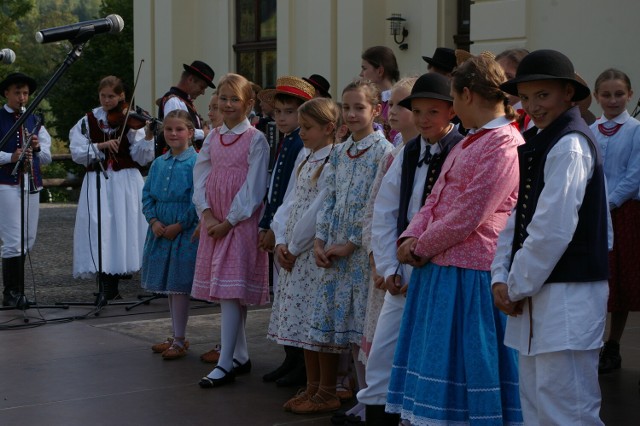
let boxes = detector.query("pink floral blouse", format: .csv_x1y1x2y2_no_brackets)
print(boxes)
400,119,523,271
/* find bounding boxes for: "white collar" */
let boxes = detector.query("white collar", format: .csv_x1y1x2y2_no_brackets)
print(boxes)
381,89,392,103
220,118,251,134
470,115,512,133
595,110,630,126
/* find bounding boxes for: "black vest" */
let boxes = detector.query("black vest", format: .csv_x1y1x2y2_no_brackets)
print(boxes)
258,128,304,229
0,108,43,191
510,106,608,283
397,129,463,234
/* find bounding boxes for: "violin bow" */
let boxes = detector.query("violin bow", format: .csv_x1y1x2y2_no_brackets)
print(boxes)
116,58,145,144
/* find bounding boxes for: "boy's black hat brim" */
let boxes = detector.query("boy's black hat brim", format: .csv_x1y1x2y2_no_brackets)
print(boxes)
398,92,453,110
500,75,590,102
499,50,590,102
0,73,37,96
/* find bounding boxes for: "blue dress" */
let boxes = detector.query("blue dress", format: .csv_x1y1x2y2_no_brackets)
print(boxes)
141,147,198,293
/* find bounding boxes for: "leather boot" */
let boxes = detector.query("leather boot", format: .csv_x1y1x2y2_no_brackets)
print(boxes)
263,345,297,382
365,404,400,426
2,257,22,307
100,273,121,300
275,346,307,387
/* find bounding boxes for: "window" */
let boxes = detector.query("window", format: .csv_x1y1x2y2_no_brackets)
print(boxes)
235,0,277,88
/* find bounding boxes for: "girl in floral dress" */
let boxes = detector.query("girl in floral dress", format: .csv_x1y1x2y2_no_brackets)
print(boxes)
297,79,392,414
265,97,341,412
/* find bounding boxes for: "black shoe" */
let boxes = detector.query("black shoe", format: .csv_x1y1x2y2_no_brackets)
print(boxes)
232,358,252,375
263,346,296,382
599,340,622,374
365,404,400,426
275,361,307,387
198,366,236,388
2,291,32,308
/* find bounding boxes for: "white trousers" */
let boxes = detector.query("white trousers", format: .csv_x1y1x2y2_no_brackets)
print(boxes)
0,184,39,258
357,291,405,405
519,349,604,426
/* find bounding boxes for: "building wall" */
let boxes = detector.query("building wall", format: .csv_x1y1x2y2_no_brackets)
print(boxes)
134,0,640,119
471,0,640,116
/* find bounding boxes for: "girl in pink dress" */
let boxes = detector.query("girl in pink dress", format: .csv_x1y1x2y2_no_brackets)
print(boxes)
192,73,270,388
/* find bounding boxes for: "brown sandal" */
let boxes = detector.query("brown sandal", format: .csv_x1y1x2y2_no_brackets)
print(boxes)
162,341,189,360
200,344,221,363
283,384,318,412
290,386,340,414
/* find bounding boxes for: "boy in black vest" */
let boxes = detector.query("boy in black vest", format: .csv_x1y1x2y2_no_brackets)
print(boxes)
492,50,609,425
356,73,463,424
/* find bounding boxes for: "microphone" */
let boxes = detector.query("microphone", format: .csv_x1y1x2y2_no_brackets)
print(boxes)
0,48,16,64
35,14,124,44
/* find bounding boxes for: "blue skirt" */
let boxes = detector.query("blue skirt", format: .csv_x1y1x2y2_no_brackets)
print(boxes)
386,263,522,426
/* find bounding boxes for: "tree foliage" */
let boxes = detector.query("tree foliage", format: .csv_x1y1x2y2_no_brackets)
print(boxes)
46,0,133,141
2,0,132,142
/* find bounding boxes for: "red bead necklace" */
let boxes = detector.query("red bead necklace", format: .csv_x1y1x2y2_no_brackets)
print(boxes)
219,132,243,147
598,123,623,137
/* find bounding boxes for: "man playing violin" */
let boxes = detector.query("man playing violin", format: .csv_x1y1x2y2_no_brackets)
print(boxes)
0,72,52,307
157,60,215,151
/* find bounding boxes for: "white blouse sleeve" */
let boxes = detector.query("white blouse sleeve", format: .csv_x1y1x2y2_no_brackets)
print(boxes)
192,131,214,216
372,150,404,279
273,164,299,246
226,131,270,226
69,115,103,166
288,163,334,256
36,125,52,166
129,128,154,166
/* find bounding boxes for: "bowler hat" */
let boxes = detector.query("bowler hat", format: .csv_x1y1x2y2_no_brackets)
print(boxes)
257,76,316,107
398,73,452,110
499,50,590,101
422,48,456,73
303,74,331,98
183,60,215,88
0,72,37,97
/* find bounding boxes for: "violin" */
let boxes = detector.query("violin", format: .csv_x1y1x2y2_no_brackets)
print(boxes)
107,100,152,130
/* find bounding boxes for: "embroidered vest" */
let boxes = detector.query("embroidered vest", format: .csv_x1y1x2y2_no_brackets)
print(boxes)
397,129,463,234
0,108,43,190
510,106,608,283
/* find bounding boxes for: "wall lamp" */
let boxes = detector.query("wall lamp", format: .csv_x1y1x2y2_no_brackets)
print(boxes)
387,13,408,50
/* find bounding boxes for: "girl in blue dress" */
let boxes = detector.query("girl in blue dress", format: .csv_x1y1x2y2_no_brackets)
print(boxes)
142,110,199,360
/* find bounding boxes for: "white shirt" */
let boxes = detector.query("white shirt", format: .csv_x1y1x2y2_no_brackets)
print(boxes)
163,96,205,141
192,118,269,225
272,144,334,256
590,110,640,206
372,137,441,283
491,132,611,355
68,107,153,167
0,105,52,166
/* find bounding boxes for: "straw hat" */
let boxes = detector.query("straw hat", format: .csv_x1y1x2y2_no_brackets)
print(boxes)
257,76,316,107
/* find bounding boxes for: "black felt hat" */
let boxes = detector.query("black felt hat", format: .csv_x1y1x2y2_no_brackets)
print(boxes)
0,72,37,97
421,47,456,73
499,49,590,102
183,60,215,88
303,74,331,98
398,73,452,110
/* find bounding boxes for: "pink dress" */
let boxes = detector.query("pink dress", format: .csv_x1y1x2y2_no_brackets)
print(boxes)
191,126,269,305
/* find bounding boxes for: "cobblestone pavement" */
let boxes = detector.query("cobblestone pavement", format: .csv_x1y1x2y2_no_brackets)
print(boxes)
4,203,144,306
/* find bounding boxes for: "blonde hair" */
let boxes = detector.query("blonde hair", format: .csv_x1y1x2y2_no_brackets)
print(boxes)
392,76,418,95
342,78,381,107
297,98,340,184
216,73,255,113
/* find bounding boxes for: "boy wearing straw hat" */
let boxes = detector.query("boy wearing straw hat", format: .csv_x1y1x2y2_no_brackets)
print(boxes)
492,49,609,425
258,76,315,386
